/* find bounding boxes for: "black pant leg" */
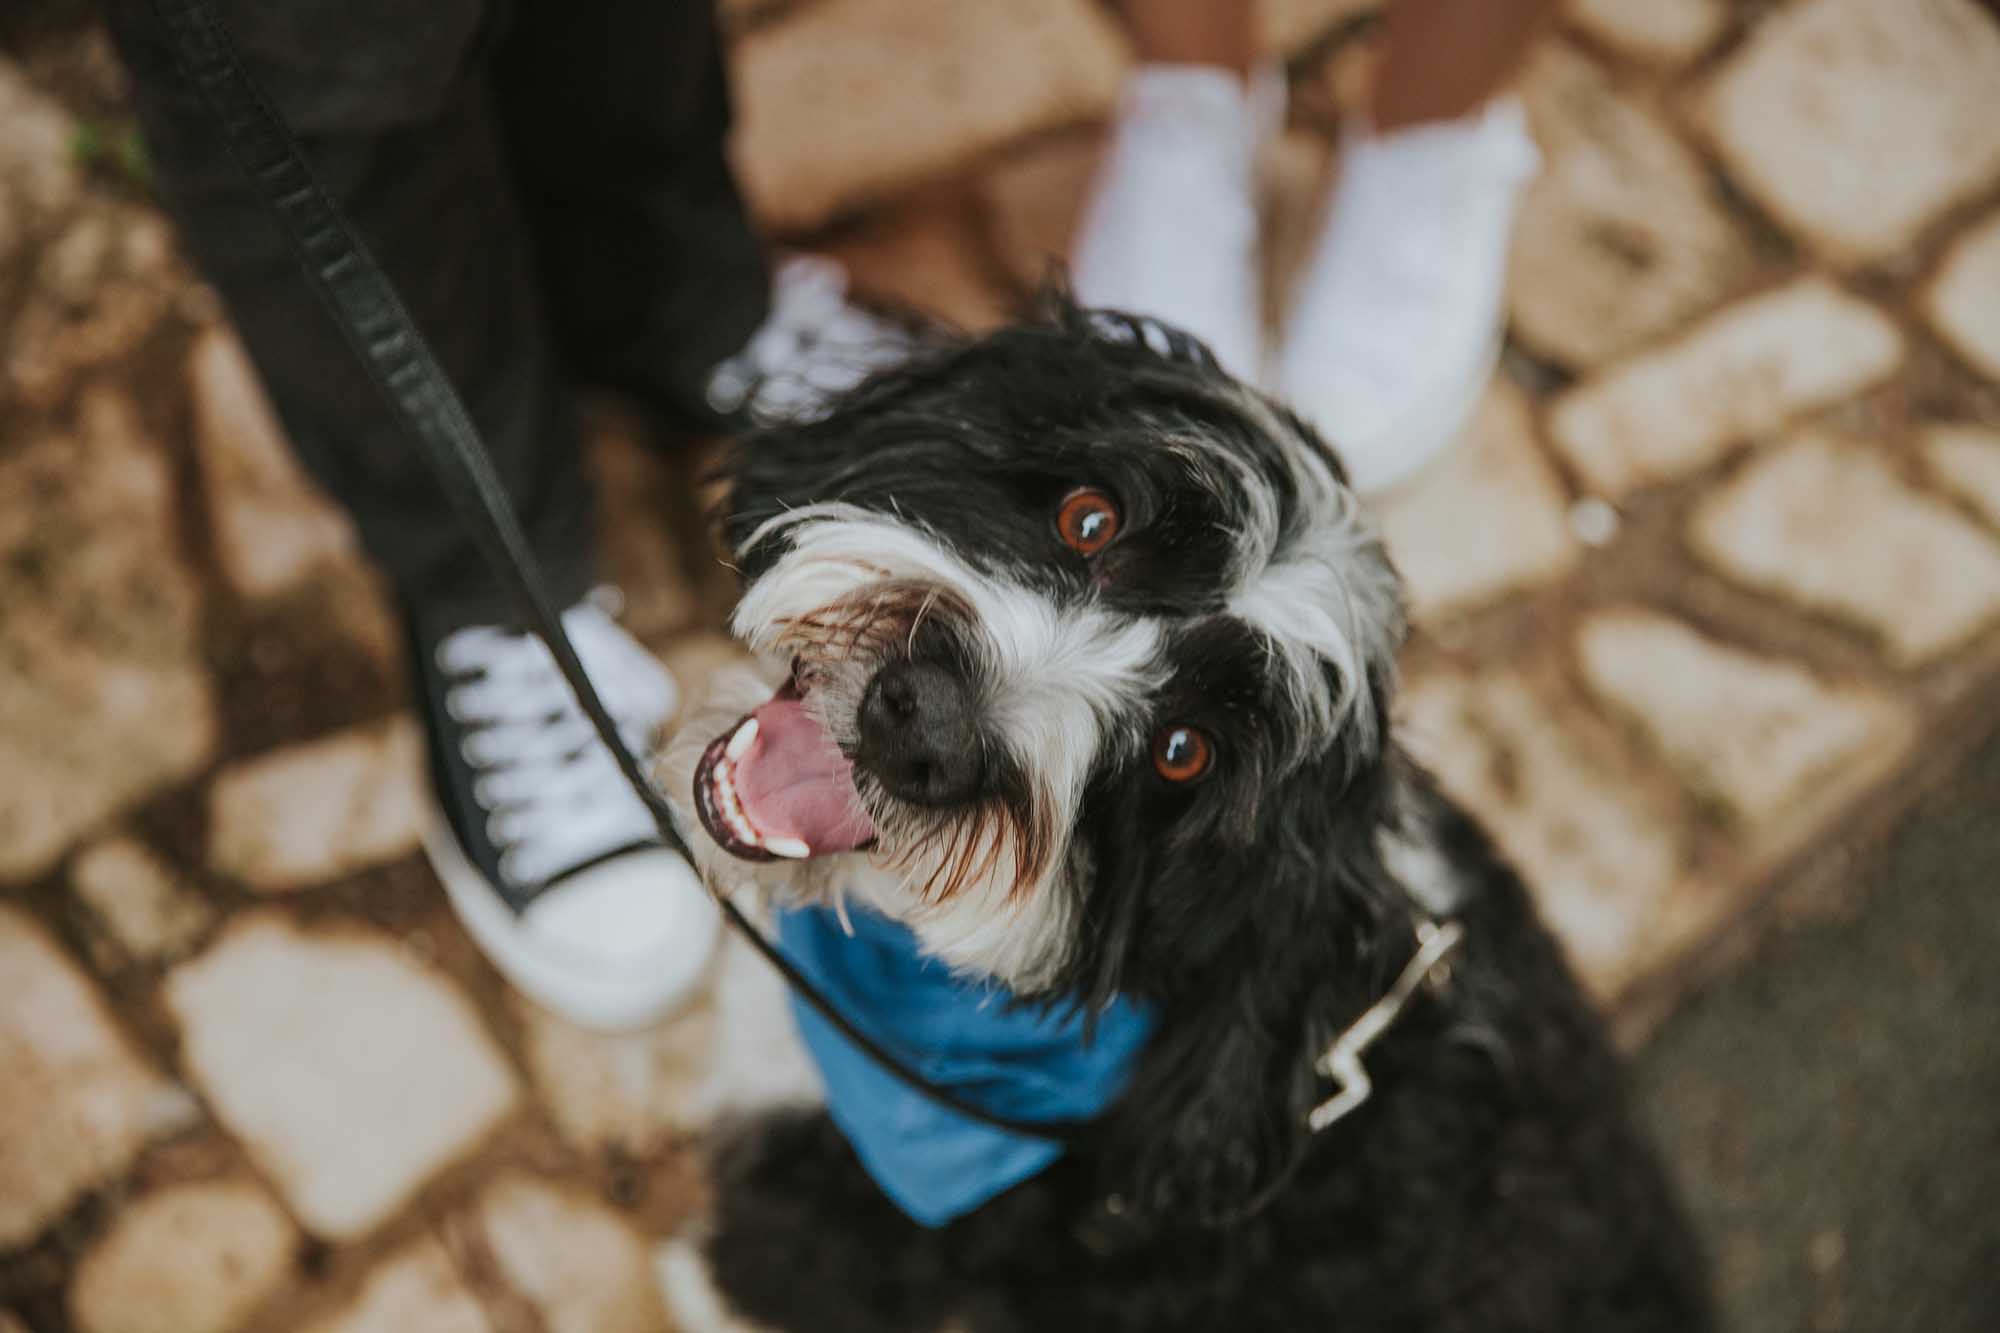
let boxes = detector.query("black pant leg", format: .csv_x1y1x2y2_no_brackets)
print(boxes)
106,0,596,625
497,0,771,428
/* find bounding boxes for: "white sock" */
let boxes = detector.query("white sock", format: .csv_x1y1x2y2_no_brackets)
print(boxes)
1276,98,1540,495
1070,63,1284,381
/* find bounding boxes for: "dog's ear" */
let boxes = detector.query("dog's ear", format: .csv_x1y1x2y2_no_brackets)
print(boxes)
1093,749,1426,1226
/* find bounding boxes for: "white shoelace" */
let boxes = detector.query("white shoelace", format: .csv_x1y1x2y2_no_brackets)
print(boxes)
706,255,906,423
436,597,675,890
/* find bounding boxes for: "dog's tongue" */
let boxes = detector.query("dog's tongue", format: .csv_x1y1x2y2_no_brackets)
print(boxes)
734,694,876,855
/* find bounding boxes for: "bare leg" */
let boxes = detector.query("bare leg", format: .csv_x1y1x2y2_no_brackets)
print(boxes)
1115,0,1257,76
1113,0,1555,118
1372,0,1560,130
1068,2,1275,378
1274,0,1551,494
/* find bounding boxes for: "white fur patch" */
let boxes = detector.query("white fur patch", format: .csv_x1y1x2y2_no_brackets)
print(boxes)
1377,826,1463,917
1224,425,1400,754
722,506,1167,989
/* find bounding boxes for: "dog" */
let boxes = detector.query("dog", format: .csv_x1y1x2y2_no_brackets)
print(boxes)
660,303,1713,1332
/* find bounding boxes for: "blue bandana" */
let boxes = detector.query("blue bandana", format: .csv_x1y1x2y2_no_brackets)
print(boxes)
775,903,1156,1228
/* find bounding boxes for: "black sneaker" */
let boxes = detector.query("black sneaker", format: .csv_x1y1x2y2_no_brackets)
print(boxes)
411,592,718,1030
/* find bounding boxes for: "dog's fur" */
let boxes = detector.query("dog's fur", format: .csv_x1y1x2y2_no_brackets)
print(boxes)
665,305,1712,1332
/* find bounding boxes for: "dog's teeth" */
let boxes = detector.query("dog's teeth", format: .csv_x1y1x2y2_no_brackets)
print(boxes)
722,800,760,846
725,717,759,762
717,777,750,827
709,763,763,847
764,836,810,860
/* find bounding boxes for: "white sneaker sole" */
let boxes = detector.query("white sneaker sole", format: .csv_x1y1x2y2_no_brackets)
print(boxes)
420,798,720,1032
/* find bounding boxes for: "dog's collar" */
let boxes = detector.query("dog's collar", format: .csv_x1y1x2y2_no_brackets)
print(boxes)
1308,918,1463,1133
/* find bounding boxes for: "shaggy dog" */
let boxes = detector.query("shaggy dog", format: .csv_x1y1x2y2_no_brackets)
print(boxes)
660,305,1712,1332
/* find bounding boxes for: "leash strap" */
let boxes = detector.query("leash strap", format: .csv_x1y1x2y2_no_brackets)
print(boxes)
150,0,1086,1147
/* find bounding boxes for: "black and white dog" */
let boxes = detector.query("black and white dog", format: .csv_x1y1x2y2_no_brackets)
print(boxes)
662,304,1712,1332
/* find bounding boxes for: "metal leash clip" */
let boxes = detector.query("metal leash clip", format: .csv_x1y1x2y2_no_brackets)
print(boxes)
1308,919,1464,1133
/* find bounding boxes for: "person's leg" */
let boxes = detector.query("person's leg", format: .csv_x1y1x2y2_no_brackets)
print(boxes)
1371,0,1555,130
106,0,594,625
496,0,770,428
106,0,717,1030
1115,0,1257,74
497,0,908,431
1069,0,1276,381
1276,0,1556,495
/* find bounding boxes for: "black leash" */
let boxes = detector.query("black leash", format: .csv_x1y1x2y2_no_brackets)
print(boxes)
151,0,1088,1147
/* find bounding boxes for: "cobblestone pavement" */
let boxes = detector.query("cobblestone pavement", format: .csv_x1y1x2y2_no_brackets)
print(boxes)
5,1,2000,1329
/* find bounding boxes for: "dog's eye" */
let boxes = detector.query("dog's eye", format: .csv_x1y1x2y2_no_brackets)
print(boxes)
1152,725,1213,783
1056,488,1120,556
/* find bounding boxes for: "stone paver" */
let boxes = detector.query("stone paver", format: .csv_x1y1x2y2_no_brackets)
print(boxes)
2,122,182,411
0,389,218,882
1924,211,2000,381
206,717,424,894
1691,432,2000,665
588,422,704,648
516,996,714,1159
0,58,82,255
1548,278,1903,498
1508,41,1756,370
1923,423,2000,532
731,0,1127,231
475,1175,669,1333
1577,610,1912,825
68,1179,297,1333
1398,673,1696,999
1259,0,1376,55
165,917,517,1239
188,330,359,601
824,191,1017,331
1376,380,1578,619
1262,130,1336,323
70,838,213,966
519,936,819,1157
978,130,1102,293
0,58,183,408
1698,0,2000,266
303,1239,490,1333
1566,0,1728,67
0,908,177,1249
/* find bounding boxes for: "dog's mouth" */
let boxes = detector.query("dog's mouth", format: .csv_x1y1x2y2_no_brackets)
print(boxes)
692,670,877,863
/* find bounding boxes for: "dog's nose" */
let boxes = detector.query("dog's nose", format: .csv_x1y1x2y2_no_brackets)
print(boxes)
856,659,985,807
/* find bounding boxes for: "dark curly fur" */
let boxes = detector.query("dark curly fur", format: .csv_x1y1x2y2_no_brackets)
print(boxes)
690,303,1713,1332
